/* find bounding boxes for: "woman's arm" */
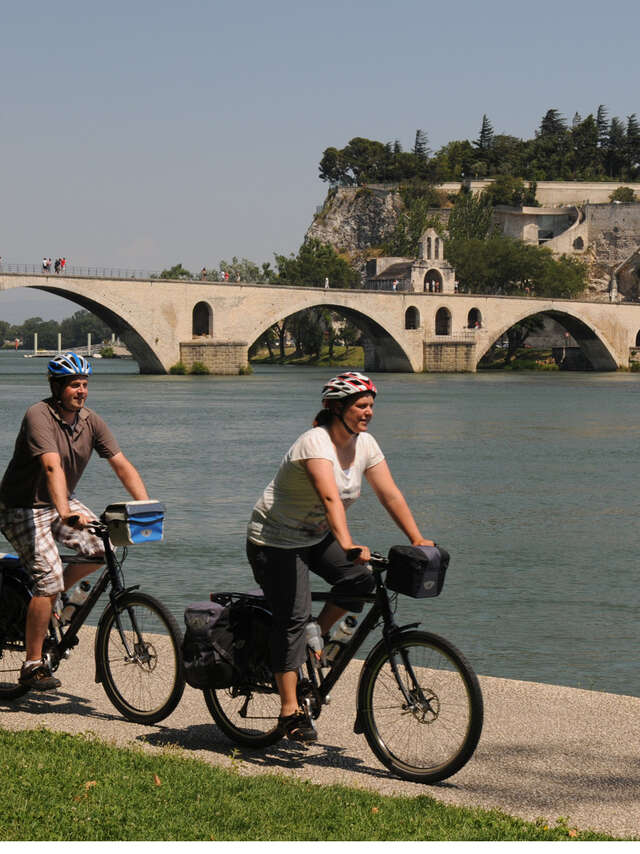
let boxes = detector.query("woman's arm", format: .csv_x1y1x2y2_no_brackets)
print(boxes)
302,458,370,563
365,460,433,546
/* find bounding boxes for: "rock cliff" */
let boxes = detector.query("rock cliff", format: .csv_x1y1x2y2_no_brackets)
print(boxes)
306,185,640,300
306,186,404,258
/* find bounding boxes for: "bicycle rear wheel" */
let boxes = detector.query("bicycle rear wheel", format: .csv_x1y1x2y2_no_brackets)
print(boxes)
358,630,483,784
204,683,282,748
0,578,30,700
96,591,185,724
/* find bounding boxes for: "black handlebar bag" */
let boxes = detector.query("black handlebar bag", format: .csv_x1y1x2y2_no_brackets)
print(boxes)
385,545,449,598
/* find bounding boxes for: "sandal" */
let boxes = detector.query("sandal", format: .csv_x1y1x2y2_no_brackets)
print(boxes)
278,710,317,743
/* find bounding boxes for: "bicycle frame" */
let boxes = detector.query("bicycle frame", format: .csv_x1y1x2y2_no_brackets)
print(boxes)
44,524,142,678
305,561,421,706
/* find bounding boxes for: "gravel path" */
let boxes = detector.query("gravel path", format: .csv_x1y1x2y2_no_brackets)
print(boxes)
1,627,638,839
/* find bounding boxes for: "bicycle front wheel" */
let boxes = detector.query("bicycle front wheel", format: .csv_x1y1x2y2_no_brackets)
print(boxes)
0,579,30,700
203,684,282,748
96,591,185,724
358,630,483,784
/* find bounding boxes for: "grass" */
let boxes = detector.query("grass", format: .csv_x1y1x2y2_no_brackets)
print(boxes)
0,728,618,841
479,347,559,371
250,344,364,368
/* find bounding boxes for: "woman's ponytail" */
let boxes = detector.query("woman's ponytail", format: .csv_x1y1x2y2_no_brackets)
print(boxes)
313,408,333,427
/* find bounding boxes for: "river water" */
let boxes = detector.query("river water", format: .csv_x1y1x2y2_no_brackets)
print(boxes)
0,351,638,697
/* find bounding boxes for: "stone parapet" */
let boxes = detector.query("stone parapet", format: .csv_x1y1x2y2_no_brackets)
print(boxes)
179,340,248,375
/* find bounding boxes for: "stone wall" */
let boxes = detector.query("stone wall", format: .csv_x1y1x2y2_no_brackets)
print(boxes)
179,340,248,374
423,340,476,372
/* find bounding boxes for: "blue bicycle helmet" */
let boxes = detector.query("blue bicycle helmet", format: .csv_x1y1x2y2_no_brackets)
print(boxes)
47,351,92,379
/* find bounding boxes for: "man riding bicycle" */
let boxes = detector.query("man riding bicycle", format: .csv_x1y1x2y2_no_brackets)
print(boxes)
0,352,149,691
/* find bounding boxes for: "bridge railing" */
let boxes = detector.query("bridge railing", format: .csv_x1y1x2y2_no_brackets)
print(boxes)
0,263,163,280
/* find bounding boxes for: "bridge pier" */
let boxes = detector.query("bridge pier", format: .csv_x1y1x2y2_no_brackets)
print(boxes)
423,338,477,372
179,340,249,374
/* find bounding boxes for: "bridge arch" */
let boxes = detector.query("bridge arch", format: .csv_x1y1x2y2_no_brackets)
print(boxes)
8,283,165,373
477,307,619,371
249,301,415,372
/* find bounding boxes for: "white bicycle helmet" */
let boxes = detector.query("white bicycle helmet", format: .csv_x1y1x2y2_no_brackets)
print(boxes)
321,372,377,400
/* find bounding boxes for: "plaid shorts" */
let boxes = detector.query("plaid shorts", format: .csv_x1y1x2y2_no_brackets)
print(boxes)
0,499,105,596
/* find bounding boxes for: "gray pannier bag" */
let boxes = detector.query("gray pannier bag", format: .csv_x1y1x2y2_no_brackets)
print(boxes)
385,544,450,598
181,601,236,689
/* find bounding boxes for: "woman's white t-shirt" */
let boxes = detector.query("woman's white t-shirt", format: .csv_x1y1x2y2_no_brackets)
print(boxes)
247,426,385,548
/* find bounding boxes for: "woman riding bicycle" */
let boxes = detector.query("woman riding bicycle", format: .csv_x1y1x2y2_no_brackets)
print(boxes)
246,371,433,742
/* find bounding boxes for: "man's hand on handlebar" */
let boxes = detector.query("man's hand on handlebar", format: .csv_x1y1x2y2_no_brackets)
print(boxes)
63,513,94,530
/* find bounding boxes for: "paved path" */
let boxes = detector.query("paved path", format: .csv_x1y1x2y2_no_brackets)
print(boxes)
1,628,638,839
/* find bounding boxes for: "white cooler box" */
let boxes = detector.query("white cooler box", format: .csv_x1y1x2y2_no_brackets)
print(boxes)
102,500,165,546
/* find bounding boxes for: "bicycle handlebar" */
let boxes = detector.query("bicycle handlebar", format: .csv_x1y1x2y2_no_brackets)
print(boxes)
66,515,107,537
346,547,388,569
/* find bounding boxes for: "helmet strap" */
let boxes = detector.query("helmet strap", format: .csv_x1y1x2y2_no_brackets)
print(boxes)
336,403,356,436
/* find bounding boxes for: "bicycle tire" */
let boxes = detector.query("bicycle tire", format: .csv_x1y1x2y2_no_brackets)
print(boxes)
358,630,483,784
0,577,30,700
203,682,283,748
96,591,185,724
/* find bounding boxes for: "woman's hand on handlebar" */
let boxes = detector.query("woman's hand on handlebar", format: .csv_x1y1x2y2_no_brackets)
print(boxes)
345,544,371,565
412,537,435,547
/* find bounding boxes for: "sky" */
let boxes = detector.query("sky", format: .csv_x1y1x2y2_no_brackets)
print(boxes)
1,0,640,322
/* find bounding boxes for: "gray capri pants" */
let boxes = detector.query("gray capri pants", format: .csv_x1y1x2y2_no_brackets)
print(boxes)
246,533,375,673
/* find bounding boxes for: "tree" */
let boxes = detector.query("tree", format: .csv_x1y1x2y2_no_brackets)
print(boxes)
571,114,600,177
382,198,441,257
447,190,495,241
446,236,586,298
531,110,571,179
596,104,609,148
273,238,360,289
60,309,112,347
538,109,567,137
605,117,627,178
216,257,272,283
412,129,429,161
474,114,494,151
609,186,637,203
504,316,546,365
158,263,193,280
429,139,475,181
626,114,640,177
319,146,345,184
483,175,533,207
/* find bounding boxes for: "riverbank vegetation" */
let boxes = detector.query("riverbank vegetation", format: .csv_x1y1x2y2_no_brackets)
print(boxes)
251,342,364,368
0,729,616,841
0,309,112,351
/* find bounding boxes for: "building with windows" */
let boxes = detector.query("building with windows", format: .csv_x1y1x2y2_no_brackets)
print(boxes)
365,228,456,293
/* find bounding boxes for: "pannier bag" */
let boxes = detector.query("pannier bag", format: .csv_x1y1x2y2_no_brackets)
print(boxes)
182,600,236,689
385,544,450,599
181,594,273,690
102,500,165,546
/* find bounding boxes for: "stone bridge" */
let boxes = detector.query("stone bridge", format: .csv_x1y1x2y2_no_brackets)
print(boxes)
2,272,640,374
